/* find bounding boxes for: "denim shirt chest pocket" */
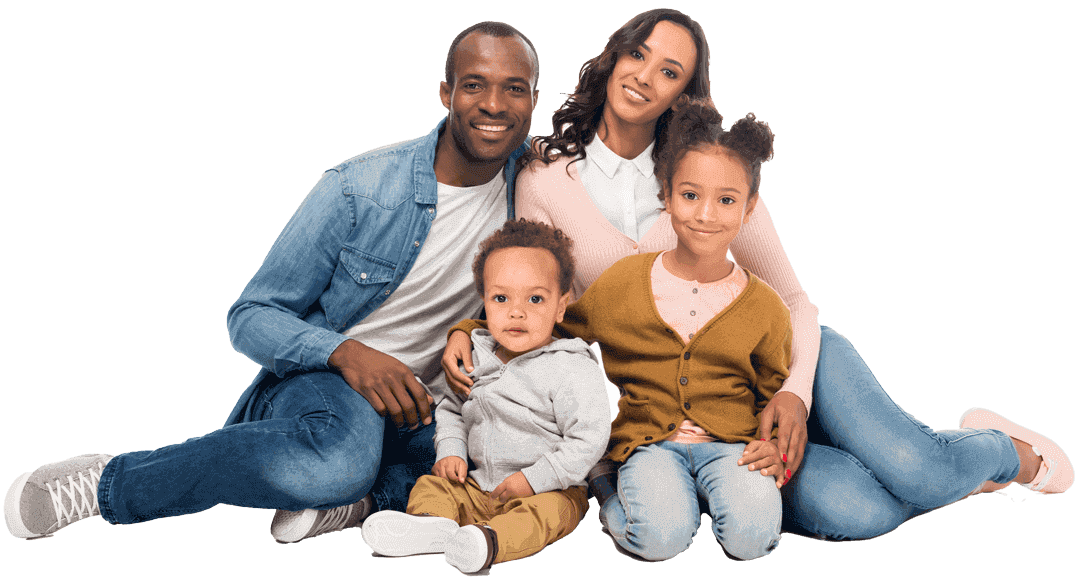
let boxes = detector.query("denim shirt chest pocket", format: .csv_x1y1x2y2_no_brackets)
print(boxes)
322,246,398,330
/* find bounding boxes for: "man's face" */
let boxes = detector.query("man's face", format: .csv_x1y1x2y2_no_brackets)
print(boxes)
440,33,538,166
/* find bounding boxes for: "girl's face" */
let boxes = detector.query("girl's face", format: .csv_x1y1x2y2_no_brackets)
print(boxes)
604,20,697,128
664,148,757,262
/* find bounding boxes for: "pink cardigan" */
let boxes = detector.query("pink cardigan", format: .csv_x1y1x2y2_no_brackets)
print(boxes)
516,158,820,409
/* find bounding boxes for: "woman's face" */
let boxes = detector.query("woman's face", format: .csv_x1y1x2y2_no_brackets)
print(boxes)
604,20,698,129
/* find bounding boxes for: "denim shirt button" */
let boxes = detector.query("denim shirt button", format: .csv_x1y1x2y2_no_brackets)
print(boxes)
384,290,391,295
414,241,420,247
428,207,434,214
360,273,367,280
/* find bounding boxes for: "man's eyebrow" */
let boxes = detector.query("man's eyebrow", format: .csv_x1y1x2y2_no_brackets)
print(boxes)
640,41,686,73
459,73,532,87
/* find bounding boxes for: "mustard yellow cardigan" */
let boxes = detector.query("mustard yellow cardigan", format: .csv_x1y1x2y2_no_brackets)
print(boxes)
453,252,792,463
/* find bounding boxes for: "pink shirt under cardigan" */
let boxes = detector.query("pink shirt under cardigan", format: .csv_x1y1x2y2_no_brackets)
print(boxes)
516,158,820,410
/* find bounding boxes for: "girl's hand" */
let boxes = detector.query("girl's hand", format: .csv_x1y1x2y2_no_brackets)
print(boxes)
757,392,808,480
433,456,468,484
441,330,475,397
738,439,788,487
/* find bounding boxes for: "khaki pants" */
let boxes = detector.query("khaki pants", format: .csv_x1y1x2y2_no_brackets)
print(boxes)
407,474,589,564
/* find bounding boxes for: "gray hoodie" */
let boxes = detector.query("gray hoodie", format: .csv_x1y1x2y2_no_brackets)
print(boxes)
434,329,611,494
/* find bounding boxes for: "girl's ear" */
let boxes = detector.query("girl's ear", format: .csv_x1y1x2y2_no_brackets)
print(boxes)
743,195,759,224
662,188,672,214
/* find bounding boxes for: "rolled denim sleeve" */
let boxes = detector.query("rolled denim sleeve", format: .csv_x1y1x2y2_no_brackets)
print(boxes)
227,169,352,375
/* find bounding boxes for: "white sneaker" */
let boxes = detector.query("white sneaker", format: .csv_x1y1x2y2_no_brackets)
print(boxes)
361,511,460,556
445,524,498,573
271,495,371,543
5,454,113,539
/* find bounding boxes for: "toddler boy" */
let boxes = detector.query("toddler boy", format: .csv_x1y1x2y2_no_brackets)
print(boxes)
361,219,610,573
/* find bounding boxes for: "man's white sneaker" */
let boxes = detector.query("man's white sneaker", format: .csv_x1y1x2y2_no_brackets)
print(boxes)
5,454,113,539
270,494,371,543
361,511,460,556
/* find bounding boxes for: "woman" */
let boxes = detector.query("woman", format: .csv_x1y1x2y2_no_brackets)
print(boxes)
442,8,1072,541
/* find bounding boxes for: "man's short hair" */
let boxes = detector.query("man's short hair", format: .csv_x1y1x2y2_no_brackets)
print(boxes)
445,21,539,88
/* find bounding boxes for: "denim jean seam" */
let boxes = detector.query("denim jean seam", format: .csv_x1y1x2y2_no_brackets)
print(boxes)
97,456,120,524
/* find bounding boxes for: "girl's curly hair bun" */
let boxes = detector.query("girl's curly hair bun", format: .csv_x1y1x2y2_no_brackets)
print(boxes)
655,99,775,201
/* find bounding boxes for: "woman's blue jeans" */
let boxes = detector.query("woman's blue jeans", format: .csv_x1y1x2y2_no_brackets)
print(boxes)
777,328,1019,542
781,326,1020,540
97,370,434,524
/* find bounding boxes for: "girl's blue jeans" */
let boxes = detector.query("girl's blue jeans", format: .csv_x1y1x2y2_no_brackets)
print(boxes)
599,441,782,561
97,370,434,524
781,326,1020,540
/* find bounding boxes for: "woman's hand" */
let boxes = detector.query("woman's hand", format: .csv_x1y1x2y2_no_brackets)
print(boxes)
441,330,475,397
738,439,786,486
757,392,808,482
433,456,468,484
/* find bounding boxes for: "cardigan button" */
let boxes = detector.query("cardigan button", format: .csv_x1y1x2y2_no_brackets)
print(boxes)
644,436,653,441
683,352,690,360
668,423,676,431
679,376,688,385
623,447,630,454
684,402,691,410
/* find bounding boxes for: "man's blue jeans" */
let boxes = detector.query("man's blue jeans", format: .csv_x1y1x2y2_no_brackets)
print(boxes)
97,370,434,524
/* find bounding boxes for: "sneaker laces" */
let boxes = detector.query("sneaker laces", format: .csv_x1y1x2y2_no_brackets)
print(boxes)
46,460,106,528
309,502,357,538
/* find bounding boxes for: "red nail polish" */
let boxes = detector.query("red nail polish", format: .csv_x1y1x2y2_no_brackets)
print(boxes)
782,454,787,463
786,469,792,479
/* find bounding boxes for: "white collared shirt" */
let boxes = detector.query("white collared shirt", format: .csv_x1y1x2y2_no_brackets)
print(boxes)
575,137,663,241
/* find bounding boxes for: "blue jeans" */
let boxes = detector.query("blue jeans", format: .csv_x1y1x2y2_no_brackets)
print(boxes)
97,370,435,524
781,327,1019,540
600,441,781,561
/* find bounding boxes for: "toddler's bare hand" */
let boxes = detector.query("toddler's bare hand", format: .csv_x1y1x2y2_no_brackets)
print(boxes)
433,456,468,484
490,471,534,503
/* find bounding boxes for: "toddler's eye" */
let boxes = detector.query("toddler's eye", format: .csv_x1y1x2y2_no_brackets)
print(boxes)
492,295,507,303
529,295,544,304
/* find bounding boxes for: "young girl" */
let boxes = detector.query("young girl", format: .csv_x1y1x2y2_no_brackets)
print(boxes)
453,100,788,560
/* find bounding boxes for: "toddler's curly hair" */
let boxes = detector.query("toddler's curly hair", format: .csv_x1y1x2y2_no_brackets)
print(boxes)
472,219,575,296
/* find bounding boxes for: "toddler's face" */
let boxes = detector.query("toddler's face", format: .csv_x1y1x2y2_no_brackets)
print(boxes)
482,246,570,362
664,147,757,262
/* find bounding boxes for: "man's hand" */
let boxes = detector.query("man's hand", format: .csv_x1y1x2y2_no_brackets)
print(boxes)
441,330,475,397
490,471,534,503
757,391,808,482
433,456,468,484
328,339,432,427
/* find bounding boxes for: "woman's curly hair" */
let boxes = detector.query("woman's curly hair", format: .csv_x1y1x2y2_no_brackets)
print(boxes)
521,9,710,170
655,98,775,202
472,219,576,296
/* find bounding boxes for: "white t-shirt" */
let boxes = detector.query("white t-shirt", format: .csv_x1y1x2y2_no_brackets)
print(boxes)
343,172,507,399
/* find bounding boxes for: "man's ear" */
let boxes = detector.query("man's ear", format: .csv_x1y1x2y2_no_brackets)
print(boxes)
440,81,452,111
532,89,539,111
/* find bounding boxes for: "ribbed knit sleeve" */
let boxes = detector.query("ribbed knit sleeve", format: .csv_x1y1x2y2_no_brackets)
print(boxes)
730,199,819,411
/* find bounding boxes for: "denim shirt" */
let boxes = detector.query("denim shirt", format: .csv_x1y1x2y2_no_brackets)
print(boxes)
224,119,527,424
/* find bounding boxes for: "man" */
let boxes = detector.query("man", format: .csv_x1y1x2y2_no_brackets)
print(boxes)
4,21,539,544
